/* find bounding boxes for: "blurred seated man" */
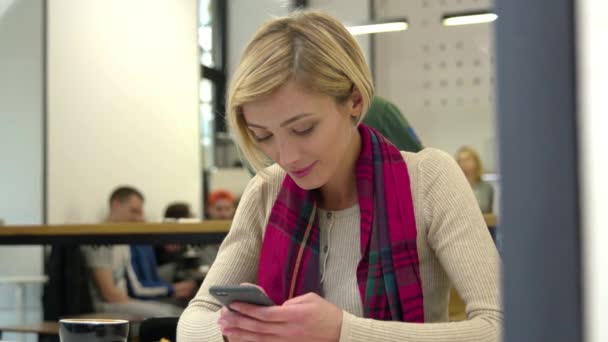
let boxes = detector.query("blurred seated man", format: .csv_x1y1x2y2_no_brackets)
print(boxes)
155,203,192,266
81,186,184,317
128,243,197,306
156,203,207,290
126,200,196,305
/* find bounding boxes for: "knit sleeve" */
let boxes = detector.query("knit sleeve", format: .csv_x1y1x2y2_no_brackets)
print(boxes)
177,173,272,342
339,149,502,342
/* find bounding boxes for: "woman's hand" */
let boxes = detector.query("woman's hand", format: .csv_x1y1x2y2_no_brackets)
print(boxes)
218,292,343,342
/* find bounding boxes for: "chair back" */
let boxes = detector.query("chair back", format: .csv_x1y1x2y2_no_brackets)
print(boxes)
139,317,179,342
43,246,94,320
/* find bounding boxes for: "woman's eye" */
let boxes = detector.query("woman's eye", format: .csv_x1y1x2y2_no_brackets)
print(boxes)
293,125,315,136
254,134,273,142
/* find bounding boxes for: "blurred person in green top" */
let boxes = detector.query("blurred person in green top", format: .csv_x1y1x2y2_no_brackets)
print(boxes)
362,96,423,152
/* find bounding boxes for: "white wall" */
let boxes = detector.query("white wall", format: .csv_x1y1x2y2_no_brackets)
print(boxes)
577,0,608,341
374,0,497,171
0,1,44,340
0,0,43,225
47,0,201,223
208,168,252,199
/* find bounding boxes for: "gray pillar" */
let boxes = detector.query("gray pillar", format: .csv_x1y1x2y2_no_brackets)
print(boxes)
495,0,582,341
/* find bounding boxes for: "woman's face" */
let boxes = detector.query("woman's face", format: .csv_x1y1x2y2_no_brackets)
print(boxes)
242,81,360,190
457,151,478,179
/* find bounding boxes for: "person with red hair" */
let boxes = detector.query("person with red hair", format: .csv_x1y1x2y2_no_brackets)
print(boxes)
206,189,236,220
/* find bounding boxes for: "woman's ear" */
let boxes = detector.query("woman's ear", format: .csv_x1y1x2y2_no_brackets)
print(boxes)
349,87,364,118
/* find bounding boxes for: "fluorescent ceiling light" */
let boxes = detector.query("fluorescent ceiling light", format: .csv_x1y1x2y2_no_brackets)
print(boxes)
347,20,408,36
443,12,498,26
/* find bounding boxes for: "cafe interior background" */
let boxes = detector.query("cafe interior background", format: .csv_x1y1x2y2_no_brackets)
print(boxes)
1,0,606,341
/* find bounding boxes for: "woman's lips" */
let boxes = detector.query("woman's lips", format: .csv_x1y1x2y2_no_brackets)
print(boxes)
291,161,317,178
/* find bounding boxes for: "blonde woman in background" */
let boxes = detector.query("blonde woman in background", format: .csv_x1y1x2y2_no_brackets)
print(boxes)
456,146,495,214
178,11,501,342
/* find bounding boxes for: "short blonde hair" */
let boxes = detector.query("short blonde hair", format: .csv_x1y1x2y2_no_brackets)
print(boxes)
227,10,374,171
456,146,483,182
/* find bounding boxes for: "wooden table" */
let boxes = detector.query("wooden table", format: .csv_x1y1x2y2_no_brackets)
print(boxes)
0,321,59,339
0,221,231,245
0,215,496,245
0,313,146,341
484,213,498,227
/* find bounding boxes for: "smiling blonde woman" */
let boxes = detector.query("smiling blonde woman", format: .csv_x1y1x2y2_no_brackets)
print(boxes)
178,11,502,342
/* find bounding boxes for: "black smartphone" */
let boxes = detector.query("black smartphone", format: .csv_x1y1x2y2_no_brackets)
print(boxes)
209,285,275,308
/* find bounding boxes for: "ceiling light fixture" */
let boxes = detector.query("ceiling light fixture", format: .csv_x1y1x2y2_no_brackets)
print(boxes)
442,12,498,26
347,19,408,36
